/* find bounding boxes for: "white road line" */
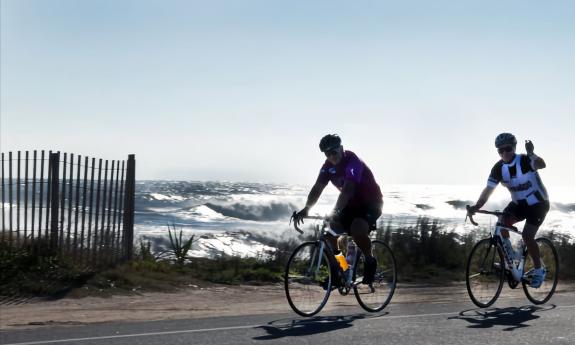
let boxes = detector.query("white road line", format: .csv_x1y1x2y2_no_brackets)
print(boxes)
4,304,575,345
1,325,257,345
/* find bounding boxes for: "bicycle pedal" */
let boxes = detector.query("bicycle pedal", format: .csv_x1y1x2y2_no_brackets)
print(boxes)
493,262,502,272
507,275,519,289
521,273,533,283
337,286,350,295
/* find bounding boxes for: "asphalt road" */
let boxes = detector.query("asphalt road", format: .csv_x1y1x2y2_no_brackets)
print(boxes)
1,293,574,345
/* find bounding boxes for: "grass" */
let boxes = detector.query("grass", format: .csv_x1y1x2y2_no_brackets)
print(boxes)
375,217,575,282
166,224,197,266
0,238,93,297
2,217,574,298
0,234,287,298
187,256,284,285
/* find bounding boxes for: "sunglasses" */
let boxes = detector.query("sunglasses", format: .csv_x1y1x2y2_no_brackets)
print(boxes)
497,146,514,154
324,149,340,157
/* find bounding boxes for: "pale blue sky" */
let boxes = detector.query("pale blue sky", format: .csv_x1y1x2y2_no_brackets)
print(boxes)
1,0,574,186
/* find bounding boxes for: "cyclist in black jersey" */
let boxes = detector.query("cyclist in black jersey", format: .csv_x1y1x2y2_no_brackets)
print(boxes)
468,133,549,288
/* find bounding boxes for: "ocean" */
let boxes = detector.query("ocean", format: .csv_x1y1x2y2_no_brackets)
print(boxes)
135,181,575,258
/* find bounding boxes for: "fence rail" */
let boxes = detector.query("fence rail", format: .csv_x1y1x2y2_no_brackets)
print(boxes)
0,150,135,268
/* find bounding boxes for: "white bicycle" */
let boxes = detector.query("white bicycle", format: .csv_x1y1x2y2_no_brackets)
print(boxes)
465,206,559,308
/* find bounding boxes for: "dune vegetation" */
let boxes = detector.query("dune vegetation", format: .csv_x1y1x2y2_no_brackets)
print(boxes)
1,217,574,299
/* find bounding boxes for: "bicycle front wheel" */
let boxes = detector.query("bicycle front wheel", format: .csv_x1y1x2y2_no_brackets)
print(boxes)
353,240,397,312
284,241,332,317
522,238,559,305
466,238,505,308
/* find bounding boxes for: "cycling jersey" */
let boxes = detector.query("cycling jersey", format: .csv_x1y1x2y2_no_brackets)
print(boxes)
316,150,383,207
487,154,548,206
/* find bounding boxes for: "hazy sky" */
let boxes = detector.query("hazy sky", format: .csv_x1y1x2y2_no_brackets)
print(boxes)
1,1,574,186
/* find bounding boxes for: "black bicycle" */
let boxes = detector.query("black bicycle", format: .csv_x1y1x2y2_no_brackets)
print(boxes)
465,206,559,308
284,213,397,317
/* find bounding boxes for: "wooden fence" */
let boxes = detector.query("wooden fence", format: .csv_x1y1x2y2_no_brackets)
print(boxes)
0,150,135,268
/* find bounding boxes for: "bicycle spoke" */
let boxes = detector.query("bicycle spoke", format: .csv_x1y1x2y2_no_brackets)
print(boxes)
284,242,332,317
522,238,559,304
466,238,504,308
354,240,396,312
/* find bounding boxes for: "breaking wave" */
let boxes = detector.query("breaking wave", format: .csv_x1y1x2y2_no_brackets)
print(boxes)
204,201,298,221
415,204,433,210
446,200,473,210
552,202,575,213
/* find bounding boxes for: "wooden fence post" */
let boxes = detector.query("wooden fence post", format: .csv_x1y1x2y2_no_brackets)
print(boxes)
122,154,135,261
49,152,60,252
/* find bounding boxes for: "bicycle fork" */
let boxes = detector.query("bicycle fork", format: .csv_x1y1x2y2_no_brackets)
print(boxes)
309,242,340,282
307,242,324,278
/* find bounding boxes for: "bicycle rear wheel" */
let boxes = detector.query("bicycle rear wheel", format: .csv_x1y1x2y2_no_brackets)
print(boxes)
353,240,397,312
284,241,332,317
466,238,505,308
522,238,559,305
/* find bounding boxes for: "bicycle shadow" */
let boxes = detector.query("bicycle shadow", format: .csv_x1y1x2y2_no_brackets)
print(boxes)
252,312,387,340
448,305,556,331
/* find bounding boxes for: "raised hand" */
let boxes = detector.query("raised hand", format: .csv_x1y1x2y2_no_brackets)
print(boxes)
525,140,534,155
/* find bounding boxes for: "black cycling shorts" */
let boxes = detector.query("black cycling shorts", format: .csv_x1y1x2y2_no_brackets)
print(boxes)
331,201,383,235
503,200,550,227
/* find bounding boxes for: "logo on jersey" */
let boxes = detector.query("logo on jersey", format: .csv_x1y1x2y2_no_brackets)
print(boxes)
509,180,532,192
328,167,337,174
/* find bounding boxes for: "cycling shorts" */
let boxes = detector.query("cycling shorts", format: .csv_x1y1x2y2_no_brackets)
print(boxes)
503,200,550,227
329,201,383,236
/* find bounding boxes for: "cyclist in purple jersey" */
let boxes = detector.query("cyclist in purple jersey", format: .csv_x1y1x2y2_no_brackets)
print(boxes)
293,134,383,285
316,151,383,208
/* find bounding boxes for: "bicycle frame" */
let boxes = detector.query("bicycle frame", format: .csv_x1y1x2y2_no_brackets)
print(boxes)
291,214,362,292
492,224,527,282
467,207,528,283
286,211,398,315
465,205,559,307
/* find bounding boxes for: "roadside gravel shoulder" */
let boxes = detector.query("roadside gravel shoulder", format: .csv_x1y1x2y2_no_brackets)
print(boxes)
2,282,574,331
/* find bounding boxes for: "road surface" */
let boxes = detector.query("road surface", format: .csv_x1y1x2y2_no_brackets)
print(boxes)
1,291,574,345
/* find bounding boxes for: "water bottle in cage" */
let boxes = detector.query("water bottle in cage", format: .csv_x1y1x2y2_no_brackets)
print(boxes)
335,253,349,272
346,239,357,270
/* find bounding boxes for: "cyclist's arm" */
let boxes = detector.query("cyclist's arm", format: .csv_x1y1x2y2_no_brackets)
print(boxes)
529,154,546,170
304,181,327,209
334,180,356,212
473,161,501,209
473,186,495,210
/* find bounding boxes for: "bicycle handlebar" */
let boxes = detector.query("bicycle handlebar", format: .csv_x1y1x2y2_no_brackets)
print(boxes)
289,212,330,234
465,205,507,226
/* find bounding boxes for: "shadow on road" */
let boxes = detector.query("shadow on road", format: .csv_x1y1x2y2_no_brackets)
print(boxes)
448,305,556,331
253,312,387,340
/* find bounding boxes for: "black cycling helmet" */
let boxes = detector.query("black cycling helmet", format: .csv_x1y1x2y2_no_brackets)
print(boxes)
494,133,517,148
319,134,342,152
